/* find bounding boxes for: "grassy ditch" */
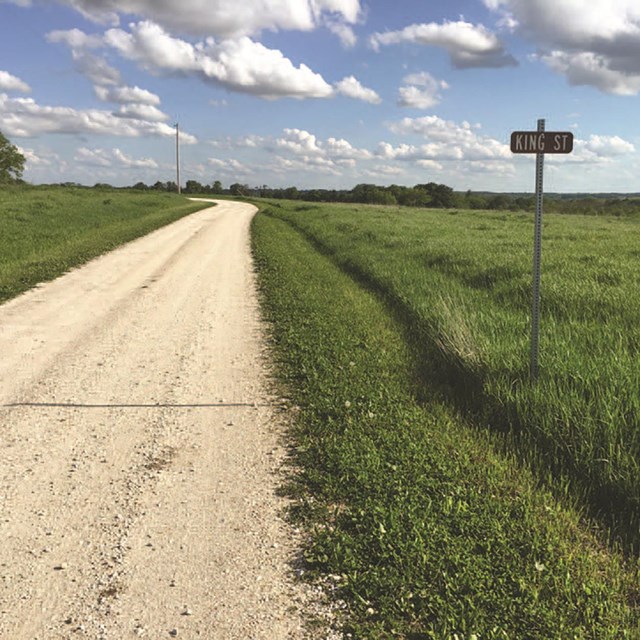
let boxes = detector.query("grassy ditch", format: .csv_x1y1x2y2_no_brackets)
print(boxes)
256,201,640,551
252,208,639,639
0,185,211,303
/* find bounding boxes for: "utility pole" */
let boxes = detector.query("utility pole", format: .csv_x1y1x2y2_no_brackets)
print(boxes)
175,122,181,194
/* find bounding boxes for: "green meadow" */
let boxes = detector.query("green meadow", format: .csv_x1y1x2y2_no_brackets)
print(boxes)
0,185,210,303
252,200,640,638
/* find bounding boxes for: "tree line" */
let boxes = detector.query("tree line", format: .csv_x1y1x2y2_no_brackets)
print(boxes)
135,179,640,216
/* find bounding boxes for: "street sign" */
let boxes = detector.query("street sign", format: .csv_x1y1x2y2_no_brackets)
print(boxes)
510,131,573,154
510,120,573,382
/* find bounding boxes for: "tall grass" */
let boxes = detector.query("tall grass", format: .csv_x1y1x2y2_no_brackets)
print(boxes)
252,209,640,638
0,185,210,303
259,201,640,549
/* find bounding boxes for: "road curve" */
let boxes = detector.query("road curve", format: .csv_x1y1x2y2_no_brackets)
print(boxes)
0,200,307,639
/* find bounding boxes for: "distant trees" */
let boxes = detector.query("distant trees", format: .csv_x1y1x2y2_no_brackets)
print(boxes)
0,130,26,183
229,182,250,196
184,179,203,193
130,179,226,194
119,175,640,218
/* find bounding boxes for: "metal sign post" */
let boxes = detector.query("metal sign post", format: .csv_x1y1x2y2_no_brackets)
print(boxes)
530,119,545,382
510,121,573,382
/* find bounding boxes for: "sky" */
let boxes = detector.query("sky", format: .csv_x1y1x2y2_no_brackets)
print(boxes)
2,0,640,192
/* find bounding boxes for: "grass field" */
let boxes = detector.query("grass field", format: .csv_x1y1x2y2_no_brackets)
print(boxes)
0,185,211,304
252,200,640,638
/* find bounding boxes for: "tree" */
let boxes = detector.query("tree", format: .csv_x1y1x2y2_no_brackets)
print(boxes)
230,182,249,196
211,180,223,194
0,130,26,183
184,179,204,194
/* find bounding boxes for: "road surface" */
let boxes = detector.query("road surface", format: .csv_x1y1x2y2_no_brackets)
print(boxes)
0,200,310,639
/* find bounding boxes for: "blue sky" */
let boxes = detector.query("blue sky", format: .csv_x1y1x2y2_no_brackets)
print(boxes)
2,0,640,192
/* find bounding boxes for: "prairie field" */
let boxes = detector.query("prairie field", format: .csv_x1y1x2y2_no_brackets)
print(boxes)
0,185,210,304
252,199,640,637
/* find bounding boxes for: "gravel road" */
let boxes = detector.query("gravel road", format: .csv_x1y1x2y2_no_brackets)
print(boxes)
0,200,312,639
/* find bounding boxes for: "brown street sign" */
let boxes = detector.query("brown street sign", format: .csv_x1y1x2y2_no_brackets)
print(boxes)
510,131,573,154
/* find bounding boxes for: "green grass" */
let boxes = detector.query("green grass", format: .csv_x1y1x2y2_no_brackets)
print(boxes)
255,201,640,551
251,202,640,638
0,185,211,303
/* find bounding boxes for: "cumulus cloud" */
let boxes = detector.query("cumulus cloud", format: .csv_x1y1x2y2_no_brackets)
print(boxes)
33,0,361,39
275,128,372,160
334,76,381,103
112,147,158,167
369,20,517,68
416,159,445,171
47,27,103,49
50,22,372,102
539,51,640,95
484,0,640,94
585,134,635,155
113,103,168,121
104,21,334,99
48,29,122,86
397,72,449,109
382,115,511,161
365,164,406,177
272,154,342,176
208,157,250,174
75,147,113,166
74,146,158,168
94,84,160,104
17,146,55,166
0,92,196,142
0,70,31,93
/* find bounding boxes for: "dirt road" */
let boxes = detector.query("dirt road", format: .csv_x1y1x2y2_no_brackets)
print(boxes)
0,200,308,639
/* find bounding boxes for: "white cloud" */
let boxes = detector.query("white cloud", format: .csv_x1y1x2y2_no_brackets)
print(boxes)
208,157,250,174
94,84,160,104
0,92,196,142
37,0,361,38
75,147,113,166
272,154,342,176
370,20,517,68
364,164,405,178
416,159,444,171
376,142,420,160
47,27,103,49
276,128,323,155
485,0,640,94
17,146,54,166
74,146,157,168
104,21,334,99
485,0,640,48
113,103,168,121
112,147,158,167
0,70,31,93
584,134,635,156
540,51,640,95
334,75,381,103
398,72,449,109
466,159,516,175
324,136,372,160
383,115,511,161
48,29,122,86
275,128,372,161
326,20,357,48
50,22,371,102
